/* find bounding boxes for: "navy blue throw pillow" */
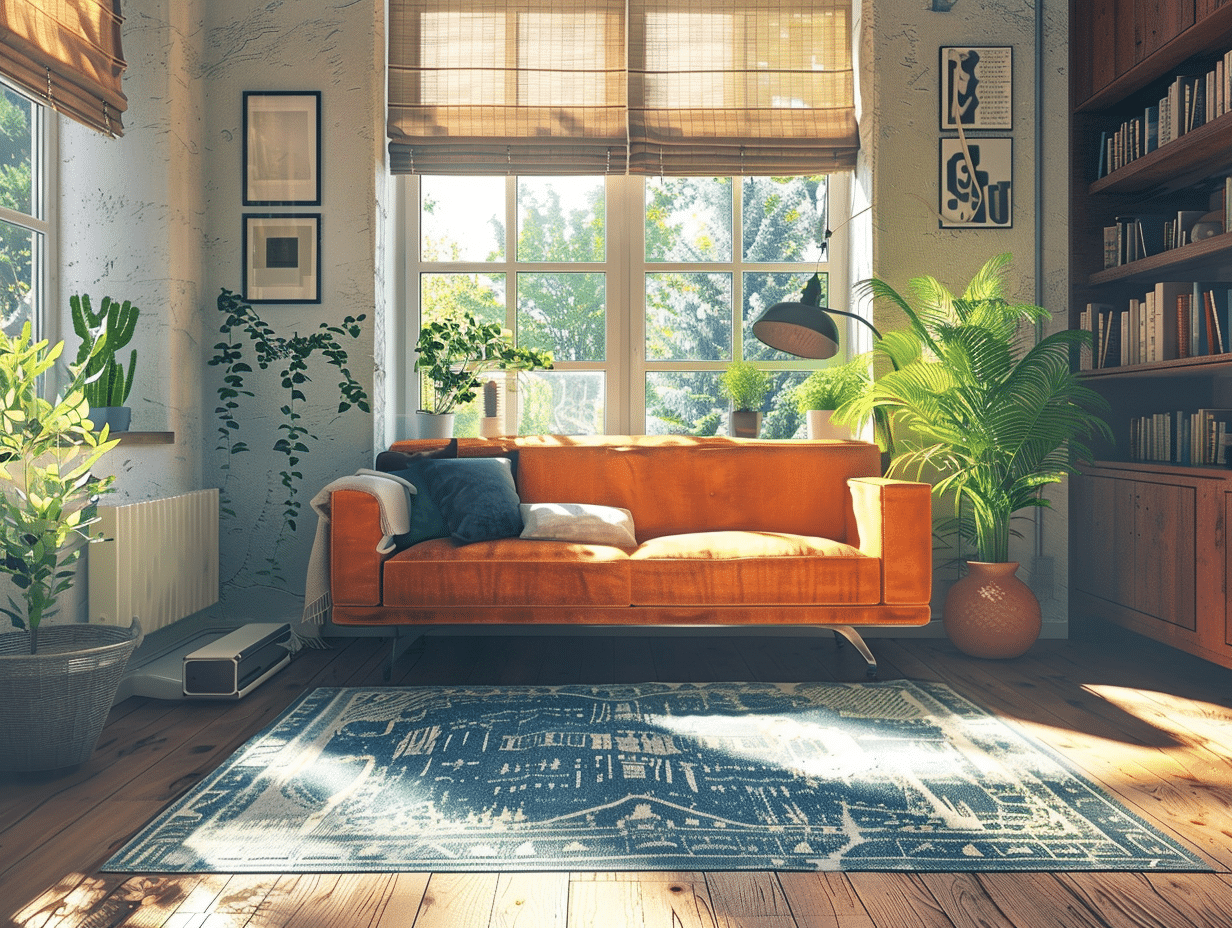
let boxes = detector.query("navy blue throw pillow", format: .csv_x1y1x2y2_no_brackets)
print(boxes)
418,457,523,544
381,439,458,548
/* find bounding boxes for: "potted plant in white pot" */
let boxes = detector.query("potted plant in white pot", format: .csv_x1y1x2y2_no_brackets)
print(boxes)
719,360,773,438
793,357,870,440
0,323,139,773
71,293,139,432
842,253,1111,658
414,308,553,437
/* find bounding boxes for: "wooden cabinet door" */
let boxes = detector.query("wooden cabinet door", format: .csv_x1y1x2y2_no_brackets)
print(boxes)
1136,0,1196,62
1091,0,1122,92
1133,480,1197,629
1072,473,1133,604
1198,0,1232,19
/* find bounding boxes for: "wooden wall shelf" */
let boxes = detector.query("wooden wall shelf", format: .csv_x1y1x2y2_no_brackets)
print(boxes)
114,431,174,445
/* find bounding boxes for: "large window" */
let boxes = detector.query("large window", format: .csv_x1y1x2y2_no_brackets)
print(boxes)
0,80,51,339
403,172,851,437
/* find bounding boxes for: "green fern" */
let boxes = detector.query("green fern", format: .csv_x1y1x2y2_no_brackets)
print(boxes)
840,253,1112,563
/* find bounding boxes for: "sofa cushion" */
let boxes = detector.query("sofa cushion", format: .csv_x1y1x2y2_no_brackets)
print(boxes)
384,439,458,547
383,537,631,607
419,457,523,544
520,503,637,547
629,530,881,606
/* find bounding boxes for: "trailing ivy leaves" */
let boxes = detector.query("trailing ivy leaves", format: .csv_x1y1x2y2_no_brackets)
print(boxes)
210,289,370,585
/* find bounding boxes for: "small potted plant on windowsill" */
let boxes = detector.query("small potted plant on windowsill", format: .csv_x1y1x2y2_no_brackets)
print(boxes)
71,294,139,432
793,357,870,440
719,360,773,438
415,309,553,437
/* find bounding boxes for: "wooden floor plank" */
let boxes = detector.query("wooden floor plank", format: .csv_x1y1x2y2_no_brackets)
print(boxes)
968,873,1110,928
1142,873,1232,927
776,872,874,928
11,873,126,928
412,873,499,928
491,872,569,928
375,872,431,928
916,873,1017,928
634,876,719,928
704,872,792,920
567,880,644,928
846,874,955,928
1058,872,1209,928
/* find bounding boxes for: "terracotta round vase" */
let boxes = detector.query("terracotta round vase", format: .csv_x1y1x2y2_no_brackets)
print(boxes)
942,561,1042,659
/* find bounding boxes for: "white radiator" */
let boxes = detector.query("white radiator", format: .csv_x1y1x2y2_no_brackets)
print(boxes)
89,489,220,631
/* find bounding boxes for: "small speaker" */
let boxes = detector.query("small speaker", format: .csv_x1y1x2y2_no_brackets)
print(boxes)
183,623,292,699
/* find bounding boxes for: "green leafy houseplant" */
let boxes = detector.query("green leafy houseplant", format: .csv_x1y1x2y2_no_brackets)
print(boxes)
842,253,1112,564
71,294,138,409
210,289,369,584
0,323,118,653
793,358,870,413
719,360,773,412
415,309,554,416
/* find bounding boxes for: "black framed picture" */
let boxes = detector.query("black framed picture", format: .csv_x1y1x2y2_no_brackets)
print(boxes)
243,213,321,303
938,137,1013,228
243,91,321,206
939,46,1013,131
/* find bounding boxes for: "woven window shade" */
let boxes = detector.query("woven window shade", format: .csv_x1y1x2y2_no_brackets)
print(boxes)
0,0,127,137
388,0,855,175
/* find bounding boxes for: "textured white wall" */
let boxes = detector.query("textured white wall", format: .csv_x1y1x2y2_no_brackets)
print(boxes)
858,0,1071,634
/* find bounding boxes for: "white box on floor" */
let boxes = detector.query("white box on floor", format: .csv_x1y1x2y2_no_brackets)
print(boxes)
182,623,292,699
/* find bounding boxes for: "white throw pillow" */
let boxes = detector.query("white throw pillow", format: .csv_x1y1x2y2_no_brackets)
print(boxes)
519,502,637,547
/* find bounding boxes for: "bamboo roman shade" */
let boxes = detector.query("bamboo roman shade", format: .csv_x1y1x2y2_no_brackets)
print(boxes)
388,0,856,175
0,0,127,137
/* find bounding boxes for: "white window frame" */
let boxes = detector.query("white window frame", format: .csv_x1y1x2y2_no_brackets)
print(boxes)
398,171,853,436
0,77,56,343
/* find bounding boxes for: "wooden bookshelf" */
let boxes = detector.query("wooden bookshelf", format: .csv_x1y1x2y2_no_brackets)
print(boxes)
1069,0,1232,671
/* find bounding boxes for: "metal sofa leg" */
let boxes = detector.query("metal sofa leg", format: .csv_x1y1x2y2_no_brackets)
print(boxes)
831,626,878,678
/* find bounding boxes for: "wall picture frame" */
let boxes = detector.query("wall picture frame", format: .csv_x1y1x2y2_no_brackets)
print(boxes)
243,91,321,206
938,137,1013,228
243,213,321,303
939,46,1013,131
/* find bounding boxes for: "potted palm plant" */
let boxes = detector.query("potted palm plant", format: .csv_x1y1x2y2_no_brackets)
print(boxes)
841,253,1111,658
793,357,870,440
71,293,139,432
719,360,773,438
0,323,139,773
415,309,553,437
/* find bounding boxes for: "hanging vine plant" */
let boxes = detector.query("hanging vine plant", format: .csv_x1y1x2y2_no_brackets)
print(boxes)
210,288,370,584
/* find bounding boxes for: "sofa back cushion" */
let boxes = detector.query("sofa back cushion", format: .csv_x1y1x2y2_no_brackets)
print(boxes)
387,435,880,543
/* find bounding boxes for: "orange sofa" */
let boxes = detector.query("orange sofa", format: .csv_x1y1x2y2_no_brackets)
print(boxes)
328,435,932,676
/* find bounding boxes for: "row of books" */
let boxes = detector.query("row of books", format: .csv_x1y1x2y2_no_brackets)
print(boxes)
1101,179,1231,269
1129,408,1232,466
1097,49,1232,179
1078,281,1231,370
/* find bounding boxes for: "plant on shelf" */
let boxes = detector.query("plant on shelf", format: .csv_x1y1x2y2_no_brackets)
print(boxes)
71,293,138,430
415,308,553,419
719,360,772,438
210,289,369,584
843,253,1112,658
793,357,871,440
0,322,118,651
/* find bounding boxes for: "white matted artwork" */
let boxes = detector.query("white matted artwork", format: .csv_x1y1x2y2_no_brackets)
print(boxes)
939,46,1013,131
939,137,1013,228
243,91,321,206
243,213,321,303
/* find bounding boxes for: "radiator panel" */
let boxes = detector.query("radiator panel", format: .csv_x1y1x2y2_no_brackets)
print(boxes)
90,489,220,631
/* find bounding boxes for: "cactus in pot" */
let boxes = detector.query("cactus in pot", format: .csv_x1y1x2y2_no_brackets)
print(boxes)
71,294,138,430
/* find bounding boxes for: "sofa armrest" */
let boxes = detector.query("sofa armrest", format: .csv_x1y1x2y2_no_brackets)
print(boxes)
330,489,390,606
846,477,932,605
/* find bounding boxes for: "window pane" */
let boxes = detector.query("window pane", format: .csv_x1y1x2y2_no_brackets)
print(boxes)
742,271,826,362
645,272,732,361
519,371,605,435
517,272,605,361
741,176,827,263
517,177,605,262
645,371,725,435
421,176,504,261
420,272,505,325
0,86,35,217
0,219,35,336
645,177,732,263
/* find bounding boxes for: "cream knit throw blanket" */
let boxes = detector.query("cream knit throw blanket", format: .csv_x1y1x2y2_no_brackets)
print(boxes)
302,469,415,628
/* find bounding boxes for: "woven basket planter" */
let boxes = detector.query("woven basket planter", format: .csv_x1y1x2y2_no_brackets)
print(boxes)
0,621,142,773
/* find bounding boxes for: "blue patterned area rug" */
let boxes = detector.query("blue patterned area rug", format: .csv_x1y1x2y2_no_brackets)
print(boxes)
104,681,1207,873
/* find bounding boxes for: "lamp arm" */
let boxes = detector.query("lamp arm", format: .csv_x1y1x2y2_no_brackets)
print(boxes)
818,307,882,341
